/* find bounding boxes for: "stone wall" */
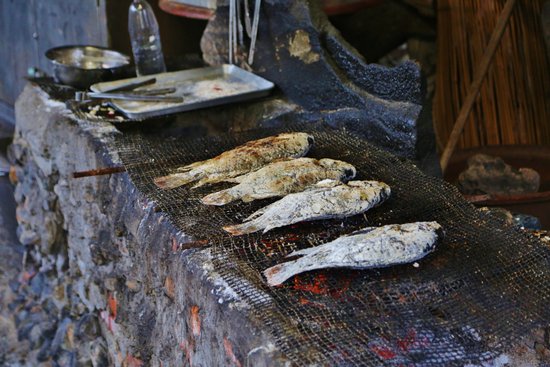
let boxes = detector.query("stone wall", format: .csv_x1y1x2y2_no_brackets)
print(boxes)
8,84,289,366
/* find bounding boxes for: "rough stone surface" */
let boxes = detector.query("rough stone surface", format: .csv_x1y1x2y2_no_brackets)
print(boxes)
7,85,291,366
458,154,541,195
4,84,549,365
200,0,436,168
0,179,25,365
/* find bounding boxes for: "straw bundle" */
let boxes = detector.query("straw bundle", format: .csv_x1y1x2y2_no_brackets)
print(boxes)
434,0,550,150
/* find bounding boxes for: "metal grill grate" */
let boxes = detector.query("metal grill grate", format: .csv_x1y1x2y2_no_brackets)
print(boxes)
114,125,550,366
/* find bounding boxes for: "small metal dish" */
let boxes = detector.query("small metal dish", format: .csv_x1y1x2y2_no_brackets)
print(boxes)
45,45,131,89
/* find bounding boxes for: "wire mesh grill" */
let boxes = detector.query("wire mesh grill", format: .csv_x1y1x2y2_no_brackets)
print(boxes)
114,125,550,366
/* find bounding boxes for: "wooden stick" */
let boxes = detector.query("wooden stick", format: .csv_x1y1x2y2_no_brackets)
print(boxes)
439,0,517,172
73,166,126,178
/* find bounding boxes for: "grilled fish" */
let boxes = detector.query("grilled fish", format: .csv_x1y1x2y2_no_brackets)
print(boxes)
201,158,357,206
264,221,442,286
223,180,391,235
154,132,314,189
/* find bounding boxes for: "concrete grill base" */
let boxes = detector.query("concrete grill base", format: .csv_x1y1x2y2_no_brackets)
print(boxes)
6,84,550,366
9,84,291,366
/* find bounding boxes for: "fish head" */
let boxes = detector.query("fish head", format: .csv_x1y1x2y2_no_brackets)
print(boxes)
318,159,356,181
277,133,315,156
419,221,444,250
347,180,391,200
397,221,443,253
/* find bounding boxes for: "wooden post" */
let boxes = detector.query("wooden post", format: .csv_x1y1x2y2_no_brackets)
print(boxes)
439,0,517,172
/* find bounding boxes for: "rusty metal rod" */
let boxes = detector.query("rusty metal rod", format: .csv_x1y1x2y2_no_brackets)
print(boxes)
439,0,517,173
73,166,126,178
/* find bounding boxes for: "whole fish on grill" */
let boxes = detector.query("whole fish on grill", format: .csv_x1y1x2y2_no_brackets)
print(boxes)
154,132,314,189
223,180,391,235
264,221,443,286
201,158,357,206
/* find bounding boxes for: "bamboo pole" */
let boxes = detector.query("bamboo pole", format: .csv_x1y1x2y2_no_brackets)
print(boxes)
439,0,517,172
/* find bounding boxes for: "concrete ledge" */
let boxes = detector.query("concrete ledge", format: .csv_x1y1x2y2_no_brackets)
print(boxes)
10,84,290,366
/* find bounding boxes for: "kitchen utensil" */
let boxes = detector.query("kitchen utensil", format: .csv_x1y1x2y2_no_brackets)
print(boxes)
75,91,183,103
45,45,131,89
90,64,274,119
248,0,262,65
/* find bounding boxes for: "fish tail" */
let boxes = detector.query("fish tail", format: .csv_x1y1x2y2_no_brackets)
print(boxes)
263,261,297,286
191,179,209,189
201,189,237,206
176,160,205,172
154,173,197,189
223,222,260,236
192,175,237,189
244,209,264,222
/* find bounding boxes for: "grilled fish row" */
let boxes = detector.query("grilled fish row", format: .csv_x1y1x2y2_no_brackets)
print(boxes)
201,158,356,206
223,180,391,235
264,221,443,286
154,132,314,189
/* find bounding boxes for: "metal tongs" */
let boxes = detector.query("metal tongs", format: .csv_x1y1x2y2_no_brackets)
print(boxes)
75,77,182,103
229,0,262,65
76,90,182,103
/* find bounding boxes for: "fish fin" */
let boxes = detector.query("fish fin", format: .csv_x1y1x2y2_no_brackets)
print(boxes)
175,166,193,173
221,177,241,183
263,261,298,286
227,173,249,183
272,157,295,163
176,159,208,172
287,246,317,257
312,179,341,189
242,192,276,202
223,223,260,236
201,189,237,206
262,224,290,233
262,225,278,234
241,195,255,203
154,173,197,189
346,180,363,187
349,226,376,236
244,208,266,222
191,176,225,189
191,171,252,187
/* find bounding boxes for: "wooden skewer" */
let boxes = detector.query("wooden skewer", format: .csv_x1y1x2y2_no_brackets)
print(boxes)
73,166,126,178
439,0,517,173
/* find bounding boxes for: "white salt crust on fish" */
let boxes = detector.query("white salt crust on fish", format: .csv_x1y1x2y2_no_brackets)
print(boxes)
201,157,356,206
264,221,442,286
223,180,391,235
154,132,314,189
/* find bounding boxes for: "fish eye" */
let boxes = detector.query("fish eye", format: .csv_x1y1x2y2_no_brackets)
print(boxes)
344,169,354,178
307,136,314,145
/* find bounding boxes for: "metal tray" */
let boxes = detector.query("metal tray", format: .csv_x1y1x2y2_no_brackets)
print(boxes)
90,64,274,119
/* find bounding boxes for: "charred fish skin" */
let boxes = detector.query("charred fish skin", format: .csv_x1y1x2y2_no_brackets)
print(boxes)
223,180,391,235
154,132,314,189
264,221,443,286
201,158,357,206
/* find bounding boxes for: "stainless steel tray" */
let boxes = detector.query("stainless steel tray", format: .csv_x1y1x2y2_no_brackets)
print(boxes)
90,64,275,119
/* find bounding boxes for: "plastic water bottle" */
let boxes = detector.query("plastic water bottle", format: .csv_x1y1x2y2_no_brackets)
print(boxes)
128,0,166,76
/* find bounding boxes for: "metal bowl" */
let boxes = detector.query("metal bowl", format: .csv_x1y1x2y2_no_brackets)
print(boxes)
45,45,131,89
